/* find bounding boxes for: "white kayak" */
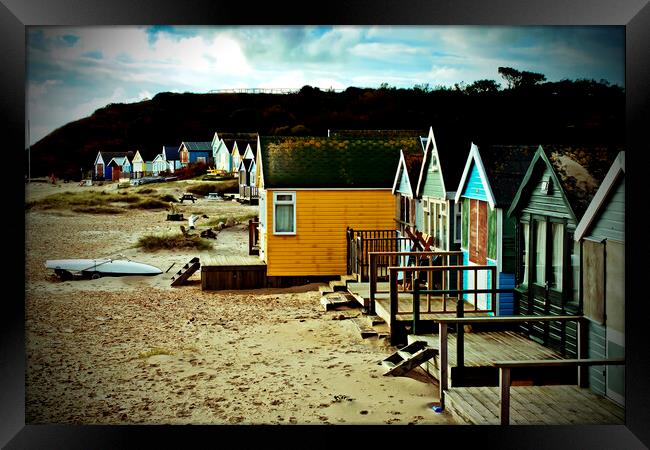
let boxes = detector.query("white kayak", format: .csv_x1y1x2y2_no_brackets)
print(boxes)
46,259,163,279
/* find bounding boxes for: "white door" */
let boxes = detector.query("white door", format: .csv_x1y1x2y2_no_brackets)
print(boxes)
259,190,266,261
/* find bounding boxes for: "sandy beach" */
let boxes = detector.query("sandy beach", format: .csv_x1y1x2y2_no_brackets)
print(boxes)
25,180,459,425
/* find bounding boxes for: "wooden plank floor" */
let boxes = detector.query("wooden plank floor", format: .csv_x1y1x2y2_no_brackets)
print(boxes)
408,331,565,386
202,254,267,267
445,385,624,425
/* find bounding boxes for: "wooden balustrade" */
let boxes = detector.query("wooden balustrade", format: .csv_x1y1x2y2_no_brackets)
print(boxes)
494,358,625,425
433,315,587,409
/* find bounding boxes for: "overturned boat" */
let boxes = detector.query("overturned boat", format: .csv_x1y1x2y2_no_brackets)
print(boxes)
46,259,163,280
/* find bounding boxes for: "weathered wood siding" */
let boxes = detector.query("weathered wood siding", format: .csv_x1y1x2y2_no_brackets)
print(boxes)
264,189,395,276
396,167,411,195
421,155,445,198
521,165,574,220
588,321,607,396
587,178,625,242
501,215,517,273
462,162,488,202
415,199,424,231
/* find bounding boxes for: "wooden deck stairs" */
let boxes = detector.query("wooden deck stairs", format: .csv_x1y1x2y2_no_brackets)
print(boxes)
381,340,439,377
170,257,201,287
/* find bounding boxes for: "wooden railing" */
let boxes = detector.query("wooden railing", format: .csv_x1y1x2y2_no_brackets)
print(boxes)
346,228,405,280
432,315,587,409
248,218,259,255
239,185,259,200
387,264,498,320
368,251,463,314
495,358,625,425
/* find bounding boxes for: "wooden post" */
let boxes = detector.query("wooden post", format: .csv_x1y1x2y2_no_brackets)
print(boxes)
389,268,399,345
413,279,420,335
369,253,377,315
577,318,588,387
499,367,511,425
439,322,448,409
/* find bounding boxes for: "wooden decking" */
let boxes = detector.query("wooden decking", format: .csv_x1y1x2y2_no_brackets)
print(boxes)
201,255,267,290
202,255,266,267
407,331,565,387
445,385,624,425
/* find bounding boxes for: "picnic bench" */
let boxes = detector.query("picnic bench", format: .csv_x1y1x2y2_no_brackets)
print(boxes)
179,193,197,203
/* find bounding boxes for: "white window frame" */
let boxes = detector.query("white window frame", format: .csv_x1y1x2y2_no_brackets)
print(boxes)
273,191,297,235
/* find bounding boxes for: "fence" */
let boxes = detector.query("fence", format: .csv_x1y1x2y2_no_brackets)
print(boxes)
346,228,416,281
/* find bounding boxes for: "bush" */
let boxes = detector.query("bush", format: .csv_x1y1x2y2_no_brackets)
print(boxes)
158,194,177,202
136,233,212,251
72,206,124,214
128,198,169,210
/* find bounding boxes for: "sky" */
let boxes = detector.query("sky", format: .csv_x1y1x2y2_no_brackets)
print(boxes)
26,25,625,145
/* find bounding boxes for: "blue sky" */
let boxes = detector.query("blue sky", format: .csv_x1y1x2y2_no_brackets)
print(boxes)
27,25,624,145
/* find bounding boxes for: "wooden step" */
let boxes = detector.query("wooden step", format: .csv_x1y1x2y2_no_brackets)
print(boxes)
171,257,201,287
329,279,348,292
320,292,356,311
351,317,379,339
381,340,439,377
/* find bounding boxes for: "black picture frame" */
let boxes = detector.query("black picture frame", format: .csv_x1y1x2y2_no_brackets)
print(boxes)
4,0,649,447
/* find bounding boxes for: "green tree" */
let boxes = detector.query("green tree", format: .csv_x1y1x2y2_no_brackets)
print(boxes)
466,79,501,94
498,67,546,89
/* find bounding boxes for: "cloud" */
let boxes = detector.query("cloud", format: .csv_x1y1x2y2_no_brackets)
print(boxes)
28,79,63,98
26,25,625,144
82,50,103,60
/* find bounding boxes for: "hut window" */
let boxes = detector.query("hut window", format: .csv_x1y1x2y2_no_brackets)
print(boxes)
550,223,564,290
273,192,296,235
534,220,546,285
521,222,530,285
423,201,431,234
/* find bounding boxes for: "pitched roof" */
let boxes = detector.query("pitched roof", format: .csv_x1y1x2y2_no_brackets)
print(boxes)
260,136,422,189
394,149,424,196
182,141,212,152
98,151,129,164
456,144,537,208
107,156,129,166
479,144,538,207
239,159,255,172
416,127,469,198
163,145,179,160
574,151,625,240
540,144,621,220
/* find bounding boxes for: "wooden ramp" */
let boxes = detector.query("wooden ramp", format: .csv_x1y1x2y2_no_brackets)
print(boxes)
171,257,200,287
445,385,624,425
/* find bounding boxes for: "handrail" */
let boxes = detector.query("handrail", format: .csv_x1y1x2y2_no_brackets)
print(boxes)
387,265,498,339
434,315,583,324
495,358,625,425
435,314,588,410
368,251,463,314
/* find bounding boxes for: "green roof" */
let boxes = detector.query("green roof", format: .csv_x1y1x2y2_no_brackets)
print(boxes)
182,141,212,152
260,136,422,188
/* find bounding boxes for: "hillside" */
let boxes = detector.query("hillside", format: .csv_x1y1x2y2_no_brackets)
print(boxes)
28,80,624,179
